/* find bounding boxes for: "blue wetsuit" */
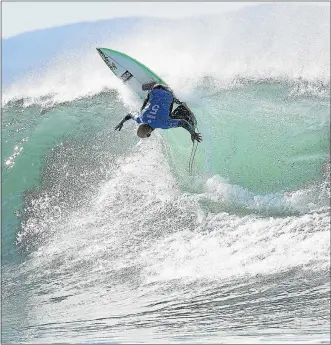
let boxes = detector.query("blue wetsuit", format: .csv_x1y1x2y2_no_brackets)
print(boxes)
123,88,195,134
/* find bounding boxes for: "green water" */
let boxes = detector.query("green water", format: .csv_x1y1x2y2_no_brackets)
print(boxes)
2,93,134,260
165,83,330,193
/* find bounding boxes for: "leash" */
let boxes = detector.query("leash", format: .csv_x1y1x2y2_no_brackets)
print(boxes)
188,140,198,175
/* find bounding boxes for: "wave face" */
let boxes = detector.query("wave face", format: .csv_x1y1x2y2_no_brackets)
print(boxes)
2,4,330,344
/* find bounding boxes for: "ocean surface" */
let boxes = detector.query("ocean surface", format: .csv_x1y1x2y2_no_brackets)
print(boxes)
2,4,330,344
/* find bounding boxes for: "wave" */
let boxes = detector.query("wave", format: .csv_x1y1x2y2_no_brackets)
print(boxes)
2,88,329,260
2,5,330,341
15,137,330,270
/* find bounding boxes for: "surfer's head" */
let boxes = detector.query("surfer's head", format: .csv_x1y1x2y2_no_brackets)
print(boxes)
137,124,154,138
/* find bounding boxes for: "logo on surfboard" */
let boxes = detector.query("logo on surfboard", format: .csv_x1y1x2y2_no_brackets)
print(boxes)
97,49,118,72
120,70,133,83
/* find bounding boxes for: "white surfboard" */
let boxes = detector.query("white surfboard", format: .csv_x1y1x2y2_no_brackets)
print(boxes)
96,47,167,100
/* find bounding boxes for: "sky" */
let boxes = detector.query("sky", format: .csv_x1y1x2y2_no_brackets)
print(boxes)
2,2,330,38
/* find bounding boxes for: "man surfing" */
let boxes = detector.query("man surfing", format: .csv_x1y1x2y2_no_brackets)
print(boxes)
115,84,202,142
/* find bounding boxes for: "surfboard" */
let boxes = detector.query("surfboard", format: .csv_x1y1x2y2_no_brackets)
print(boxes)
96,47,167,100
96,47,197,128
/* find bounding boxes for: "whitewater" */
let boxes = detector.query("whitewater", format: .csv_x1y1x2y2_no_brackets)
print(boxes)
2,4,330,344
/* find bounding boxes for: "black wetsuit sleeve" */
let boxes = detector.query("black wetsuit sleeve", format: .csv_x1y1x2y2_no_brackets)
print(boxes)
115,113,135,130
118,113,134,126
124,114,133,121
177,119,195,135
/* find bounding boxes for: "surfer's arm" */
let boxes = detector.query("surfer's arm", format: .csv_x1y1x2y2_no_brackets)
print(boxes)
168,119,202,143
115,114,139,131
167,119,194,134
178,120,196,135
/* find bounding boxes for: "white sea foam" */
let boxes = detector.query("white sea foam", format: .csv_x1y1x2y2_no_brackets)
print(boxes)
18,135,330,285
3,4,330,106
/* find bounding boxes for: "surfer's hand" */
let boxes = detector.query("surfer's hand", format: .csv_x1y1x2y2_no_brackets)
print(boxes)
115,122,123,131
191,132,202,143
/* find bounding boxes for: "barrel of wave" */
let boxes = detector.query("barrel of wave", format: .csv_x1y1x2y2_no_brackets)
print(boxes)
163,83,330,194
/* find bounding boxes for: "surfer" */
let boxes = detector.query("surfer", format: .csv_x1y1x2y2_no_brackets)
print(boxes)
115,84,202,142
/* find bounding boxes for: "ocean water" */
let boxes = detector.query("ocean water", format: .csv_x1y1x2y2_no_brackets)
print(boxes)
2,4,330,344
